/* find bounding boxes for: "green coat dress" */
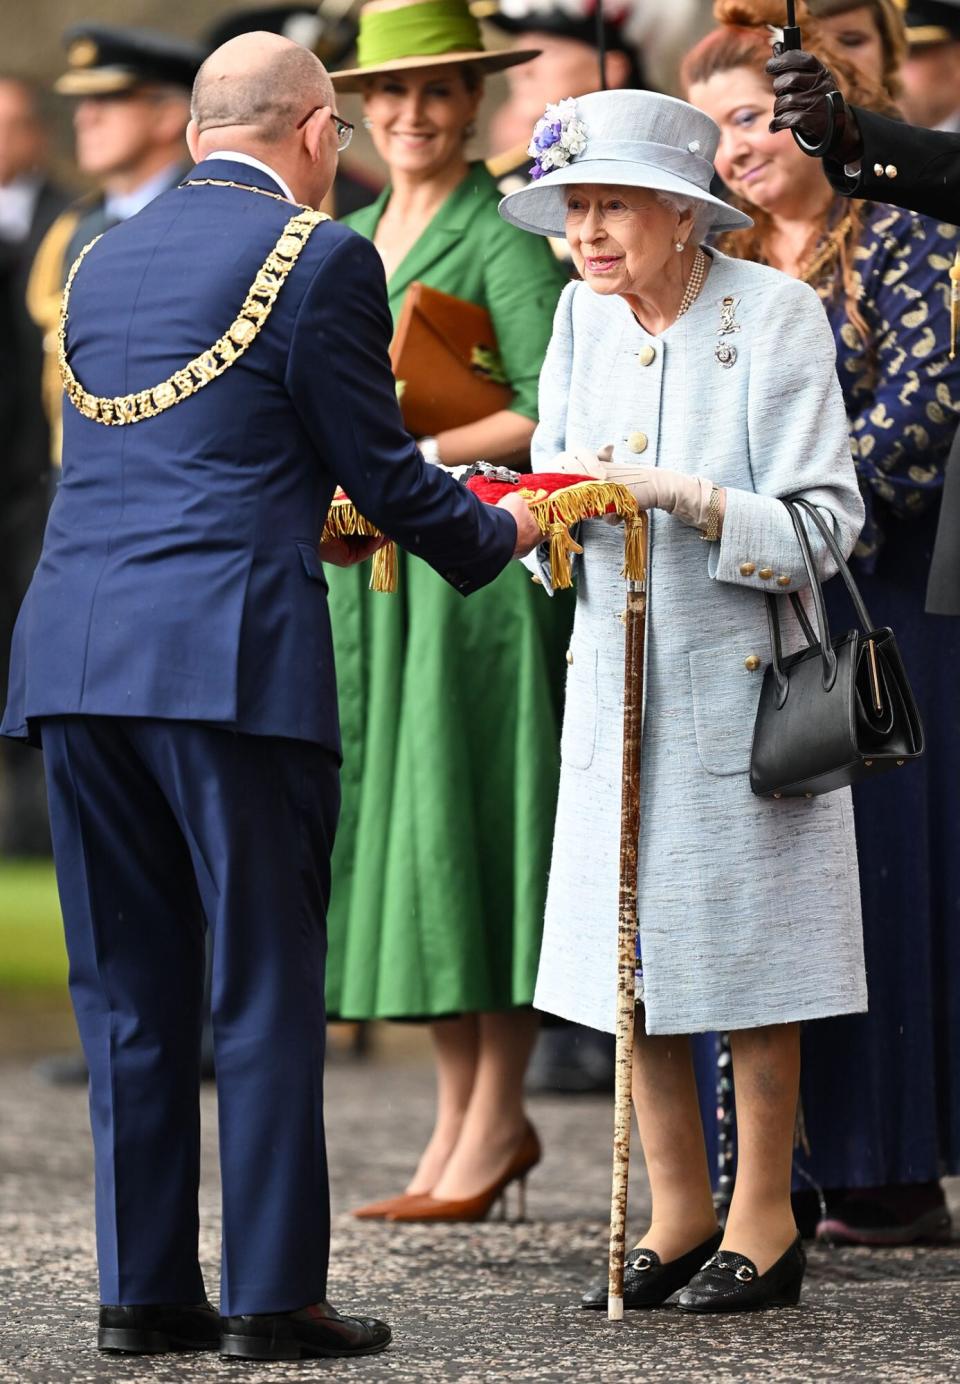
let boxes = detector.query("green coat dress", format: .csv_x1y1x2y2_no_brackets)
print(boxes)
325,162,571,1019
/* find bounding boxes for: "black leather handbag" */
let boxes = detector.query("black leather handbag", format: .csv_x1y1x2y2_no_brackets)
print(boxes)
750,497,924,798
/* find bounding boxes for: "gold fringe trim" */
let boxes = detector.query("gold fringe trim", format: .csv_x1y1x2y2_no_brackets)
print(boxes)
548,521,584,589
623,514,647,583
519,479,638,534
321,478,640,593
371,542,398,593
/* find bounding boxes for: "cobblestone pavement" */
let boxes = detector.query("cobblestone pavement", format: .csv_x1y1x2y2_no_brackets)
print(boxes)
1,1050,959,1383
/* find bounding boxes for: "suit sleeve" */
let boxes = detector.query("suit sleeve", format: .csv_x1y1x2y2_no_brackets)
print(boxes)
286,231,516,596
709,278,865,593
825,108,960,223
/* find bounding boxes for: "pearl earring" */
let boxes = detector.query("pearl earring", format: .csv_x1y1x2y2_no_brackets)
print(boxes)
675,241,685,252
362,116,372,130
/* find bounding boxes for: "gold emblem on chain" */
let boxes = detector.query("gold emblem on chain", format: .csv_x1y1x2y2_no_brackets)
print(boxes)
58,180,329,427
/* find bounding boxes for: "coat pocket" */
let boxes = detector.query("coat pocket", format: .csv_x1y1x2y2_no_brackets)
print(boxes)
688,642,764,777
560,644,598,771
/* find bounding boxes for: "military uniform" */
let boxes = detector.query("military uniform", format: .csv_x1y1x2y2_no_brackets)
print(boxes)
27,24,202,464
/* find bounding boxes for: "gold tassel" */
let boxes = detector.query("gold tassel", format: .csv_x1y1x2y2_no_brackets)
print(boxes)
548,521,584,589
622,514,647,583
370,541,398,593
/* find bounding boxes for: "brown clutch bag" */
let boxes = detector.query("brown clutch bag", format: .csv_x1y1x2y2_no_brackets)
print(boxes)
390,281,513,436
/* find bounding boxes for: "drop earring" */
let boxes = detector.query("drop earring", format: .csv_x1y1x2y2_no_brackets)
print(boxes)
675,241,685,252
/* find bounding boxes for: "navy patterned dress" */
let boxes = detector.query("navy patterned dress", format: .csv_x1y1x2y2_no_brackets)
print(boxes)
697,202,960,1196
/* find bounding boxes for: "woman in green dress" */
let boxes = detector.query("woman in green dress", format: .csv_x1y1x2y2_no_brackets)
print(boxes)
327,0,570,1222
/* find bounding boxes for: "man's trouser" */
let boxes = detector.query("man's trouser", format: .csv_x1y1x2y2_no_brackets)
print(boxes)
40,715,339,1315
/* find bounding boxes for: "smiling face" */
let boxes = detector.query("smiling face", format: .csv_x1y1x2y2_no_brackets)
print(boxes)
563,184,691,298
363,65,481,179
816,5,885,88
687,67,828,218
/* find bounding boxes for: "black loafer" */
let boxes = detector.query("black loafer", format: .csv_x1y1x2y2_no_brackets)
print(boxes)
581,1230,723,1310
220,1299,391,1361
98,1301,220,1353
677,1236,806,1313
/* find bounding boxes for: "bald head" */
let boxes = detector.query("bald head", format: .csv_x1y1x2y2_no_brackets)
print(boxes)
191,31,333,144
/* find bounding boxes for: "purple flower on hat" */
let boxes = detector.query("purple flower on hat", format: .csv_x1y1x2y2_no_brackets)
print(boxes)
527,98,587,180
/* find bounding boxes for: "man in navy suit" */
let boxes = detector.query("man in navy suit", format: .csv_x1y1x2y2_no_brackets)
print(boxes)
1,30,539,1362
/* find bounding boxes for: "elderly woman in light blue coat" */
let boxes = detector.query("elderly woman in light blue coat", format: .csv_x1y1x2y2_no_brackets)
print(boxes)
500,90,865,1316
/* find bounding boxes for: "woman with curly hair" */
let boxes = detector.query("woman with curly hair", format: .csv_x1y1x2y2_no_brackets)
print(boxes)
684,0,960,1248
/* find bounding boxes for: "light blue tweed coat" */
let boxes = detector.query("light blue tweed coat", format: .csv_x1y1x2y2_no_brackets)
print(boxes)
531,250,867,1036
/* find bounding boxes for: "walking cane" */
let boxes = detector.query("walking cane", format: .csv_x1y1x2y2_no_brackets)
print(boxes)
607,511,649,1320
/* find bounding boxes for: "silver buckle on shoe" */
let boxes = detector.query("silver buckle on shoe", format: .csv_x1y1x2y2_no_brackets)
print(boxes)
734,1265,756,1282
628,1253,654,1273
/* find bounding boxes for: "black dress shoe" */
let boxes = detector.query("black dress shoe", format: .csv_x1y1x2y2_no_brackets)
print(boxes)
98,1301,220,1353
581,1230,723,1310
220,1299,391,1361
677,1236,806,1313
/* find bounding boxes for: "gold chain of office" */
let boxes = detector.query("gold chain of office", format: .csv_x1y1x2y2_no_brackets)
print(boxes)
57,180,329,427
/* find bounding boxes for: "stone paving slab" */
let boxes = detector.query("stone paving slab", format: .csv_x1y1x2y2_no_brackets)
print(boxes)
1,1055,959,1383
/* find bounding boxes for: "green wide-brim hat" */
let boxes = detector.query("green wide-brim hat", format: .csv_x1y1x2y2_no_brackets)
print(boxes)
330,0,539,91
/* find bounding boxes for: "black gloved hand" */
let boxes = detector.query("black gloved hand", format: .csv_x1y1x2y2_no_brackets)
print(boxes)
766,49,863,165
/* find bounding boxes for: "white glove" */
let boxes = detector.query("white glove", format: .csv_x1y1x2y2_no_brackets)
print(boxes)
598,462,716,530
535,444,614,477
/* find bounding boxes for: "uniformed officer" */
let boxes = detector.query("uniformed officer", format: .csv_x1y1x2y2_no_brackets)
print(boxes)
483,1,650,190
0,78,68,854
899,0,960,130
768,24,960,614
28,24,203,464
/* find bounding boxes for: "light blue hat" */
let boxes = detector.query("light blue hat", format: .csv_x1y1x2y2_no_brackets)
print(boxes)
498,89,753,239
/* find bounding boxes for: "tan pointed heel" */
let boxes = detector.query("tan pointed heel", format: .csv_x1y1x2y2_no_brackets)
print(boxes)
353,1191,433,1220
385,1122,541,1224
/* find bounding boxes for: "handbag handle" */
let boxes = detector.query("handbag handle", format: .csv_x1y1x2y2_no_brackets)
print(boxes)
766,500,838,705
790,497,877,632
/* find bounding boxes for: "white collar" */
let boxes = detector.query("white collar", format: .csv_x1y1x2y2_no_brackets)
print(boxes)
203,151,296,203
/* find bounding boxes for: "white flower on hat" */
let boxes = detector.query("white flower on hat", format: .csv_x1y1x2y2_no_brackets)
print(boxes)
528,97,588,180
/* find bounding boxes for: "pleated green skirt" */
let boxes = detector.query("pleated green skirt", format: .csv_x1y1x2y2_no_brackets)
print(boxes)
325,550,573,1019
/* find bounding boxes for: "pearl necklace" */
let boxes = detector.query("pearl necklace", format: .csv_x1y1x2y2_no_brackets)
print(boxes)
676,247,708,320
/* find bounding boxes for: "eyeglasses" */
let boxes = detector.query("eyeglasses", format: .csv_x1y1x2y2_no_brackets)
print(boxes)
296,105,354,151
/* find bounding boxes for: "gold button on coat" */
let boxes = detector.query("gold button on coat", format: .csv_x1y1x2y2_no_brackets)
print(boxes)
758,566,774,580
885,164,898,178
628,431,648,453
776,574,791,587
744,654,761,672
565,648,574,665
873,162,884,176
739,561,756,577
637,345,656,366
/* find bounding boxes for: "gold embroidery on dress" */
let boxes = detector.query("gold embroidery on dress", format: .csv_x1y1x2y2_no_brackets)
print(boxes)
58,188,329,427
